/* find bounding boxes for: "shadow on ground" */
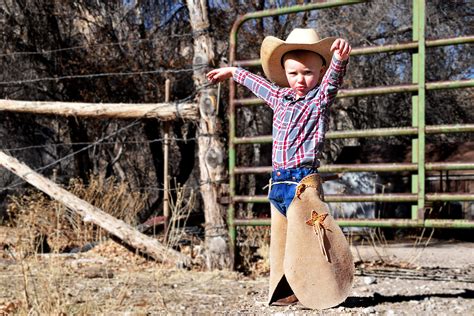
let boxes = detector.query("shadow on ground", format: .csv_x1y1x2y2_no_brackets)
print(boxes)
342,289,473,308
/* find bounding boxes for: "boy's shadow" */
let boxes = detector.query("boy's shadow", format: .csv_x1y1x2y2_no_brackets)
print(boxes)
341,289,473,308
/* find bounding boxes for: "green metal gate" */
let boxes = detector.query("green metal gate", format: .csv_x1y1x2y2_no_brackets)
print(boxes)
227,0,474,246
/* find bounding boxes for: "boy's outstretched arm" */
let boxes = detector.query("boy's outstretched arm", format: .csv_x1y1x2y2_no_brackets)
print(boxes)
207,66,283,110
331,38,352,61
206,67,237,83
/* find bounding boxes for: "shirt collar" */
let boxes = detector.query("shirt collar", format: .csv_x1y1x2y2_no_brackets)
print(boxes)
283,85,320,101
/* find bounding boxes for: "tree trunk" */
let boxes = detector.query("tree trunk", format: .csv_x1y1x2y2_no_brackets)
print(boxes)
186,0,233,269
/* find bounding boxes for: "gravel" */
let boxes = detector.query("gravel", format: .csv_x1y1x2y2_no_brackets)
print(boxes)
0,239,473,314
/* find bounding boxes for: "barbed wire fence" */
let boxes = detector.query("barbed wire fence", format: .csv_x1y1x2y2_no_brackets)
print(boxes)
0,30,205,59
0,52,226,197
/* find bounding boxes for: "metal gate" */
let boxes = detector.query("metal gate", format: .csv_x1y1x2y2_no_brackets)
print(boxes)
227,0,474,246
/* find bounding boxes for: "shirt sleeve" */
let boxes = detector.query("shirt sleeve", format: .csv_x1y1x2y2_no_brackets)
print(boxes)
317,55,349,110
233,68,284,110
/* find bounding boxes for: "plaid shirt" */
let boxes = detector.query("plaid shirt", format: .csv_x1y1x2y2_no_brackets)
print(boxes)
233,55,348,170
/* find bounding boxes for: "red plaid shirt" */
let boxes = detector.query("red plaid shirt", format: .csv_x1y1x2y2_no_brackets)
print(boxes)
234,55,348,170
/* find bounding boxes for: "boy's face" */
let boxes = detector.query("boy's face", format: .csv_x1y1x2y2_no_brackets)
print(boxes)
283,51,325,97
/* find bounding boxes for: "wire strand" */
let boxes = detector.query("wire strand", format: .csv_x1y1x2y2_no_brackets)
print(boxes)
0,33,195,58
1,137,198,152
0,65,207,86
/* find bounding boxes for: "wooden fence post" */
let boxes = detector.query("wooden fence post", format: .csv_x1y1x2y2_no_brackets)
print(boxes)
187,0,233,269
163,79,171,241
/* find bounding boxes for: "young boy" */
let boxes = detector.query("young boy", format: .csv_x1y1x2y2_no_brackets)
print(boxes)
207,28,350,184
207,29,354,310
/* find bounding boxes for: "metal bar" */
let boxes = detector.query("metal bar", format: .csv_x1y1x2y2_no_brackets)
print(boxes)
234,162,474,175
426,193,474,201
234,166,272,174
426,163,474,171
426,80,474,90
234,124,474,144
234,218,474,229
232,193,474,203
228,76,237,250
234,135,272,144
337,84,418,97
233,194,416,203
232,0,365,27
411,0,420,220
233,36,474,66
234,79,474,105
426,124,474,134
415,0,427,219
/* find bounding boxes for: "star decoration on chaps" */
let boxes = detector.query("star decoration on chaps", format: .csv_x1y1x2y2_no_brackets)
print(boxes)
305,209,332,262
305,210,331,233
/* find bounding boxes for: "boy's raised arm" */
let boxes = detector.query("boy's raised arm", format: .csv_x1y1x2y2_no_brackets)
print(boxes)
317,38,351,109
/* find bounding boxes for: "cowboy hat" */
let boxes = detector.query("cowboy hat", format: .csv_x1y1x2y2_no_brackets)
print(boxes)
260,28,336,87
268,174,354,309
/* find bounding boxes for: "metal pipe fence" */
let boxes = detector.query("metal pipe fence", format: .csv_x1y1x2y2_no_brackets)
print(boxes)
228,0,474,247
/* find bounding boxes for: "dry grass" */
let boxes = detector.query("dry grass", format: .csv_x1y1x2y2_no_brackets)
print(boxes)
0,176,201,314
165,180,196,250
236,209,270,276
1,175,149,313
6,175,147,254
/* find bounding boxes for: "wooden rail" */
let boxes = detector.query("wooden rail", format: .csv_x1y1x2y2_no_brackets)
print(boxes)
0,99,198,120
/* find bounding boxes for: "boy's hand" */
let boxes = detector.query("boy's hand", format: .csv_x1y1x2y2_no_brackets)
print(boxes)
206,67,237,83
331,39,351,61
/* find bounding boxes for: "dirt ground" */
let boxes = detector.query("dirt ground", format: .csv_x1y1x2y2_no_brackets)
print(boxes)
0,239,473,315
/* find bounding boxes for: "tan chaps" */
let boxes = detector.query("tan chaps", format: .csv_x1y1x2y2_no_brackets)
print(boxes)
268,174,354,310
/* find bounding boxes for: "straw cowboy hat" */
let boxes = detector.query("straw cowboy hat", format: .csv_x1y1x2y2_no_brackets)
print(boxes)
268,174,354,310
260,28,336,87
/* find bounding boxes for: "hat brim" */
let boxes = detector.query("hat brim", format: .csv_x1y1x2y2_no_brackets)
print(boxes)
260,36,337,87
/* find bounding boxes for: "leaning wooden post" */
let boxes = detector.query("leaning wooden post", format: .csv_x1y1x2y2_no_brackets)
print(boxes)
0,150,190,267
163,79,171,241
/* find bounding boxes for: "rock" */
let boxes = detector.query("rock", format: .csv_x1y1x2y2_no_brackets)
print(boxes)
363,276,377,285
363,306,376,314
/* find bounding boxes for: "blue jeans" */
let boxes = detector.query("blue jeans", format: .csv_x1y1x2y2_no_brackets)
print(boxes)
268,168,318,217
